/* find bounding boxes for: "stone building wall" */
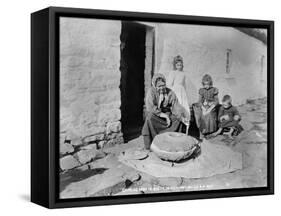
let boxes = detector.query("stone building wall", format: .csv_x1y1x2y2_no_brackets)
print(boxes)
154,24,267,106
59,18,123,171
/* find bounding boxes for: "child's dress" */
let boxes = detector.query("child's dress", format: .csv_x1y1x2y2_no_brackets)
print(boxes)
218,105,244,136
166,70,190,120
194,87,219,134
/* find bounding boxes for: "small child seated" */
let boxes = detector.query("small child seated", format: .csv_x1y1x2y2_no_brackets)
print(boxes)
212,95,243,138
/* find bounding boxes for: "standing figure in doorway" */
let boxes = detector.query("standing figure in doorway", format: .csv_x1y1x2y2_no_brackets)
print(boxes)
142,73,186,150
166,55,191,133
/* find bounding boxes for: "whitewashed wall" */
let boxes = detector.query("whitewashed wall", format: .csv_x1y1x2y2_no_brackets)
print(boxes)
154,24,267,105
59,18,123,170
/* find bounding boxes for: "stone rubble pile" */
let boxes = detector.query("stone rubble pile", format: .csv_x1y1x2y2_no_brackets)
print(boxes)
60,120,123,171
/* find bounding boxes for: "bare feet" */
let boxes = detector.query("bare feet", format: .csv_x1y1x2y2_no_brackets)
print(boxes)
199,132,205,140
211,128,222,138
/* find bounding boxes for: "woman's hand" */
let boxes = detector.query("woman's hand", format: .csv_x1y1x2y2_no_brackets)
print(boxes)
166,116,171,127
159,113,171,127
181,117,189,124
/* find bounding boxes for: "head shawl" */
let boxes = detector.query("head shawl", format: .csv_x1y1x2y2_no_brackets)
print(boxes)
152,73,166,88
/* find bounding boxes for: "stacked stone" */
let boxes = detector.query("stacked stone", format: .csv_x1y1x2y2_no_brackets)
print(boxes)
59,18,124,172
60,133,107,172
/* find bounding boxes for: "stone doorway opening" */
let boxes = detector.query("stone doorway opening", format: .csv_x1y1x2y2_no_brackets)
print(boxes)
120,21,155,142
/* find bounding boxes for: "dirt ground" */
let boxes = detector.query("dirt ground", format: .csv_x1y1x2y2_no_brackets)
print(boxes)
60,97,267,198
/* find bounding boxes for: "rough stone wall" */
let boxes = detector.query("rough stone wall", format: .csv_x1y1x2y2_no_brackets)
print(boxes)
59,18,123,171
155,24,267,105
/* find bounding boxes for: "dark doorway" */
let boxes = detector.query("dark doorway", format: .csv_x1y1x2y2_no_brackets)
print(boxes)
120,21,152,142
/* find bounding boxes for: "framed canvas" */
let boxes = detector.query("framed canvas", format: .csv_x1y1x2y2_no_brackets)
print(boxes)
31,6,274,208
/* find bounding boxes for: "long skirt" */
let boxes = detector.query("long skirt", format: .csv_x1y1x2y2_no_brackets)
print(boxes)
142,112,185,149
193,104,218,134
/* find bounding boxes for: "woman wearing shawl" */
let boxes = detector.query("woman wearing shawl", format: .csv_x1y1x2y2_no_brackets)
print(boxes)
142,73,186,150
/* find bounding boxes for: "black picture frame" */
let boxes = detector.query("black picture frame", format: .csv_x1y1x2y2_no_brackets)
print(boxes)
31,6,274,209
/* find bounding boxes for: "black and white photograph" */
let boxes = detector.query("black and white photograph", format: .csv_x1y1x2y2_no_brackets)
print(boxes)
1,0,280,213
58,17,270,199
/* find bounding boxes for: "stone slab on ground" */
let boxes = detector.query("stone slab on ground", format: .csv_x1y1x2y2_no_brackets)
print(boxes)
60,155,80,171
60,153,142,198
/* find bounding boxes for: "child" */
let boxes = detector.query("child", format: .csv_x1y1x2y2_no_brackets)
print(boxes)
166,55,191,133
213,95,243,138
193,74,219,137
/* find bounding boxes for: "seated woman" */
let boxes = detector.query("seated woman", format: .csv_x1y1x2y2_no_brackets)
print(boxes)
142,73,186,150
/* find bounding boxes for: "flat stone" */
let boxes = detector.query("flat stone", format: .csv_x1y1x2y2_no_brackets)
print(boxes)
60,155,80,171
80,144,97,150
71,137,83,146
75,164,89,171
60,143,74,155
83,134,105,143
105,137,124,148
60,165,128,198
76,149,98,164
97,141,106,149
106,121,121,134
107,132,123,140
96,150,107,159
127,173,141,182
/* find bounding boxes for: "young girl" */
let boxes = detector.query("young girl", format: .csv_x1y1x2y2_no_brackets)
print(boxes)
194,74,219,137
212,95,243,138
166,55,191,133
